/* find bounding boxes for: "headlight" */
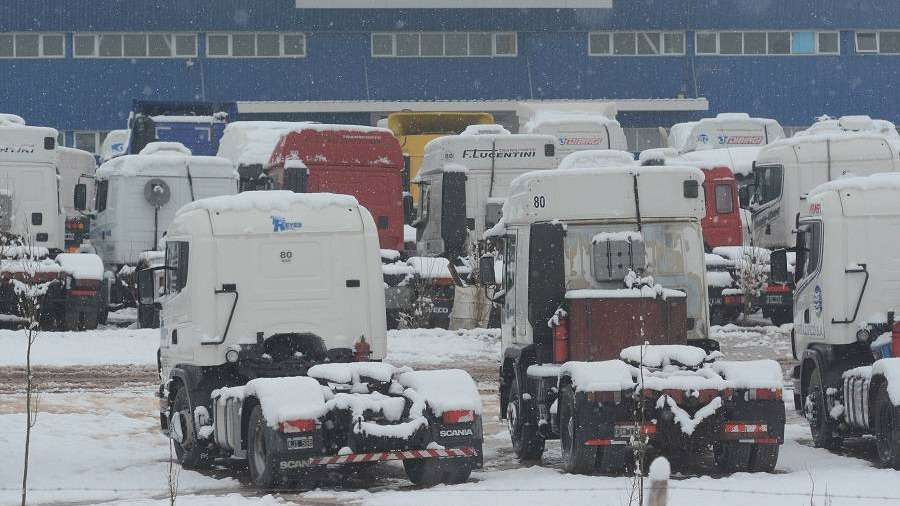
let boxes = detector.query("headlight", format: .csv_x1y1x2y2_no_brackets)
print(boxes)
225,349,239,363
856,328,871,343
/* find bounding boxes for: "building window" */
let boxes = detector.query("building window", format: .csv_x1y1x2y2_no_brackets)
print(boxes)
371,32,517,57
74,33,197,58
0,33,65,58
589,32,686,56
72,131,109,154
695,31,839,55
856,31,900,54
205,33,306,58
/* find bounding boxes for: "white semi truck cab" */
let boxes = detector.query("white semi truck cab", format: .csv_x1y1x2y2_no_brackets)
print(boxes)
483,163,785,474
774,173,900,467
151,191,483,488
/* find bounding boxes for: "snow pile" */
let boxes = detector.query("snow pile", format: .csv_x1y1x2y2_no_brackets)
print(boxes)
565,286,685,300
138,141,192,156
55,253,104,280
712,245,771,264
0,245,50,259
386,328,500,366
308,362,399,385
707,270,736,288
648,456,671,481
657,395,722,435
404,224,416,243
179,190,358,214
558,149,636,170
0,113,25,126
398,369,483,415
620,345,709,368
405,256,471,279
215,376,327,427
560,360,636,392
705,253,731,268
870,358,900,406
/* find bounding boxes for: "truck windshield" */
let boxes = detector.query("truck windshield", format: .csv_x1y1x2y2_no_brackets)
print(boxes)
753,164,783,206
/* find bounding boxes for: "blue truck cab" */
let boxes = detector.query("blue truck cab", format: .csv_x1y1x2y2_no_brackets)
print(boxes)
128,100,237,156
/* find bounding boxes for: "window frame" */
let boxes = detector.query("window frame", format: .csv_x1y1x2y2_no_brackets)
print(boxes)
695,30,840,56
0,32,66,59
204,32,307,58
714,184,735,215
856,31,900,54
371,32,517,58
73,32,198,58
588,31,686,56
165,241,190,294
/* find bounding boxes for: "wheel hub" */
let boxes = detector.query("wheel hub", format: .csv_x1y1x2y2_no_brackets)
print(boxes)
507,402,518,438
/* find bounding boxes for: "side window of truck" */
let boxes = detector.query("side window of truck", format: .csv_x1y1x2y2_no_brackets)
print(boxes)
504,233,516,292
796,222,822,281
715,184,734,214
414,184,430,226
165,241,190,293
96,180,108,212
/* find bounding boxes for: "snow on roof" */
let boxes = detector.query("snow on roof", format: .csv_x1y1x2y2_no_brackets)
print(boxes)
795,115,899,139
710,359,783,389
558,149,635,170
566,286,685,300
150,114,225,124
397,369,483,415
560,360,636,392
522,110,619,132
55,253,104,280
289,123,393,136
641,146,761,176
460,124,510,135
179,190,358,215
809,172,900,199
139,142,191,156
620,345,708,368
217,121,315,167
0,113,25,126
95,148,236,180
405,257,471,279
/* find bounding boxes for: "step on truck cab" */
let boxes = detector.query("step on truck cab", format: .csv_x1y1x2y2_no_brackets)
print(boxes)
482,164,785,474
772,173,900,467
412,132,558,327
81,141,237,319
150,191,483,488
751,115,900,325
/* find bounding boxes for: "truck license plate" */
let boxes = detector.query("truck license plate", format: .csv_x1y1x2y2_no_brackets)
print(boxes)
766,295,782,305
614,425,639,438
287,435,314,450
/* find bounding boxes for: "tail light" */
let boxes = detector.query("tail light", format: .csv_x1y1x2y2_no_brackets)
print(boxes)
749,388,782,401
723,294,742,306
442,410,475,424
892,322,900,358
279,419,316,433
586,390,620,403
354,336,371,362
766,284,791,294
552,316,569,364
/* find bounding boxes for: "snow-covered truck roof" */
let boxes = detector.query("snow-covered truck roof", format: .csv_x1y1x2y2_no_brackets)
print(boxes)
99,129,129,163
640,145,761,177
756,128,900,167
501,164,705,227
559,149,635,170
0,113,26,126
55,253,104,280
417,133,558,178
805,173,900,219
216,121,315,168
794,115,899,139
173,191,366,238
96,142,237,180
669,113,784,153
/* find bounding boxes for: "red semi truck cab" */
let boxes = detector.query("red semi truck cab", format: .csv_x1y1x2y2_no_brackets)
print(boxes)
268,126,405,251
701,166,742,250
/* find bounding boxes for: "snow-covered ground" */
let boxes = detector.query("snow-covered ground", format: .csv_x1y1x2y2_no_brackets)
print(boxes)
3,324,900,505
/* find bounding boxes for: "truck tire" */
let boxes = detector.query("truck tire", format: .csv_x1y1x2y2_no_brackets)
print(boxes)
807,368,842,450
713,442,752,472
874,386,900,469
171,387,206,469
248,405,279,488
506,381,544,462
748,444,779,473
559,384,597,474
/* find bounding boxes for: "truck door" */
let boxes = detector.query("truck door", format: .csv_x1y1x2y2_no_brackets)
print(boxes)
160,240,194,364
501,230,517,344
794,221,824,340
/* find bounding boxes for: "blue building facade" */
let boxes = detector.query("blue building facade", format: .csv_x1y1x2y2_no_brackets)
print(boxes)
2,1,899,151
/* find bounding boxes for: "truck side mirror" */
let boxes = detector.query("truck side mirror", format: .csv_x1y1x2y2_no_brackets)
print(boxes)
137,268,156,306
769,249,790,284
738,185,751,208
479,255,498,286
74,183,87,211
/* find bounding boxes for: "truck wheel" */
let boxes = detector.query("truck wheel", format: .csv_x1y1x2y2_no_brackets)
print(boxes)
171,388,206,469
807,368,842,450
875,386,900,469
506,381,545,461
248,405,279,488
559,384,597,474
770,308,792,326
748,444,779,473
713,442,752,472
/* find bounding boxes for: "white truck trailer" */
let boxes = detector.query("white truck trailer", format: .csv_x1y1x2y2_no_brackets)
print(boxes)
770,173,900,468
79,141,237,316
481,164,785,474
149,191,483,487
750,116,900,324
